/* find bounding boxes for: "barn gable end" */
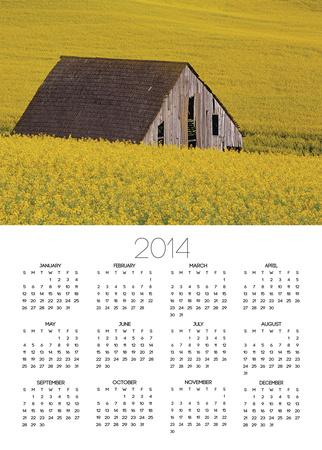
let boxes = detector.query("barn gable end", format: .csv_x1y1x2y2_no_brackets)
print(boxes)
143,65,242,150
13,56,242,149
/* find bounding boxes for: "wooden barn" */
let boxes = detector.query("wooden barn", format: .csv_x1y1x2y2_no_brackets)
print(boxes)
13,56,243,150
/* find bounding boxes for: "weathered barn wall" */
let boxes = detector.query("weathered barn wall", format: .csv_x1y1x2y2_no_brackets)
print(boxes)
143,65,242,150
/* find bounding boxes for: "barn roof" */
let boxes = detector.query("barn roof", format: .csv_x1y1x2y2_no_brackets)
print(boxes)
13,56,242,141
13,56,188,141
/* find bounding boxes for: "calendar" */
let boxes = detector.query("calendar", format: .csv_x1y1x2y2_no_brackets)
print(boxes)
0,225,321,450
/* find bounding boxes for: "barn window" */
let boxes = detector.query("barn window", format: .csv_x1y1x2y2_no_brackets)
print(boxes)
158,122,164,145
188,96,196,147
212,114,219,136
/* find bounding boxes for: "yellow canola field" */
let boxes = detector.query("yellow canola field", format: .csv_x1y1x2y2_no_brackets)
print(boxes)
0,135,320,225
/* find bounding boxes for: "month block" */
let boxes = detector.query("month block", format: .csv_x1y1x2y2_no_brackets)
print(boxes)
21,380,80,428
242,265,300,311
21,323,80,369
21,264,80,312
96,322,154,369
169,323,227,369
169,380,228,433
95,380,154,428
242,381,300,428
96,265,153,312
169,267,228,318
242,322,300,376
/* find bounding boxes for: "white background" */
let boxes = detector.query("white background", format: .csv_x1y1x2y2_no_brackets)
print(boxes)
0,225,321,450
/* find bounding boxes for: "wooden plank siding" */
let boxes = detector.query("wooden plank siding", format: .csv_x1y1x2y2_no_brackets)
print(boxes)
143,65,243,150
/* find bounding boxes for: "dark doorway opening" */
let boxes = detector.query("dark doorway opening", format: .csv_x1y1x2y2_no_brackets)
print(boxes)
212,114,219,136
188,96,196,147
158,122,164,145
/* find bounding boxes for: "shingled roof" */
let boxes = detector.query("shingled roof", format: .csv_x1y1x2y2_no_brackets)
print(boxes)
13,56,188,141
